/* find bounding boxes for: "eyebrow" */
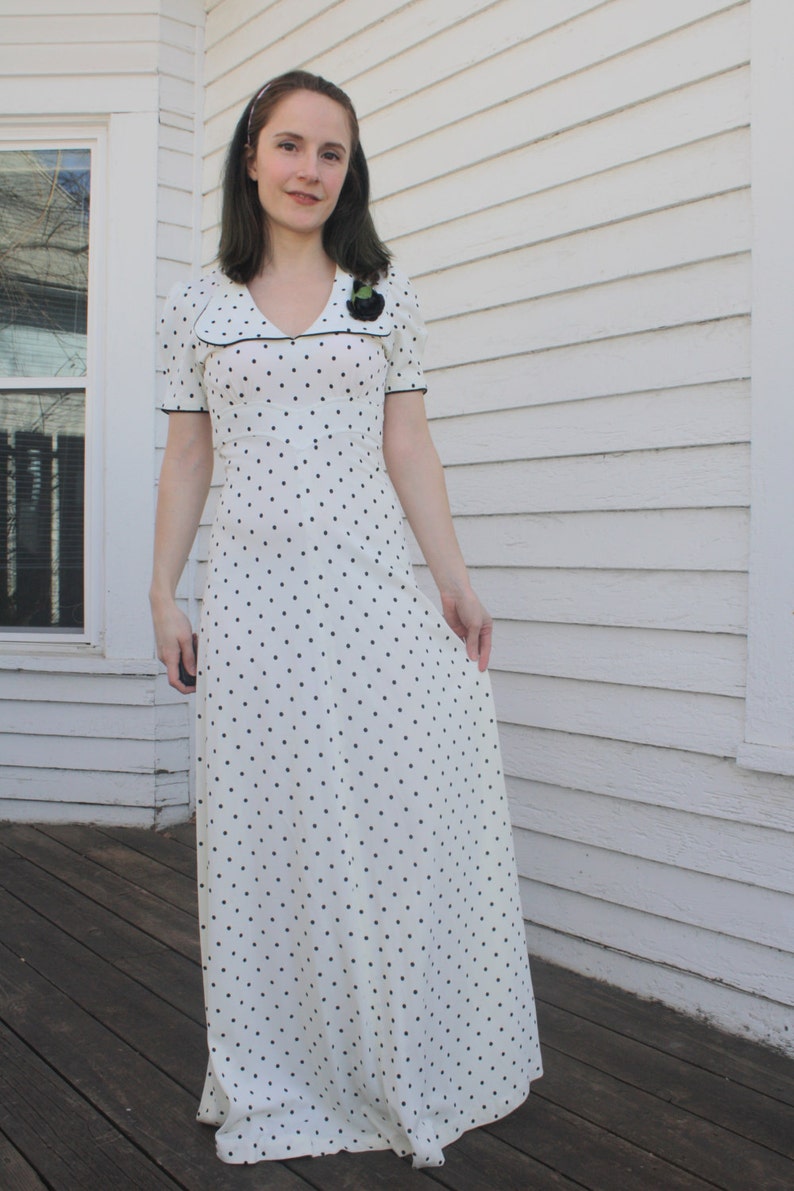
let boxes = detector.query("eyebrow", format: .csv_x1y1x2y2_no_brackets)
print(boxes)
272,130,348,153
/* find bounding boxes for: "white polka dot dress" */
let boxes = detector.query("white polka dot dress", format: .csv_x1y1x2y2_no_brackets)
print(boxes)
159,266,542,1168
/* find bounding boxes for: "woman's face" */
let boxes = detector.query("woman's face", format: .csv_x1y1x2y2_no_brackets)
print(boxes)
246,90,352,239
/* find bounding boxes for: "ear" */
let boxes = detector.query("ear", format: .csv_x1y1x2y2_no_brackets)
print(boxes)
244,144,257,181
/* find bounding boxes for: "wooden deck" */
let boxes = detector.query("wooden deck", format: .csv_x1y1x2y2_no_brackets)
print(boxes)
0,821,792,1190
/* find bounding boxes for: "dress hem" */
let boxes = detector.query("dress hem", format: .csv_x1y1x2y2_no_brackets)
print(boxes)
200,1069,542,1169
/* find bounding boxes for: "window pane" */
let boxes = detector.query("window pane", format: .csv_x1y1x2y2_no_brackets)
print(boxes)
0,390,84,629
0,148,90,378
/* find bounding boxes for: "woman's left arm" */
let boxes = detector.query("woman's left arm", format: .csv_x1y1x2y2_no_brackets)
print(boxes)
382,391,492,671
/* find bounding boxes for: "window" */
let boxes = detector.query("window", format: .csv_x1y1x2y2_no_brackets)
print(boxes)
0,147,91,632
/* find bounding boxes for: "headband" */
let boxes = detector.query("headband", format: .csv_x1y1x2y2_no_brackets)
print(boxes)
246,83,271,146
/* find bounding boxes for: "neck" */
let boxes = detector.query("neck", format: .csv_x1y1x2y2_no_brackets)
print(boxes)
261,226,333,278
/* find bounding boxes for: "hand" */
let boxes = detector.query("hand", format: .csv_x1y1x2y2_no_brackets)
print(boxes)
151,596,198,693
440,589,493,672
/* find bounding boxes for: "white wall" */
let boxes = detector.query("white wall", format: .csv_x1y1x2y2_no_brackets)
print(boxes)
0,0,204,825
197,0,794,1054
5,0,789,1052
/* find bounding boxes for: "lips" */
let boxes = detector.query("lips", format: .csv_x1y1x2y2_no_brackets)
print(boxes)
287,191,321,204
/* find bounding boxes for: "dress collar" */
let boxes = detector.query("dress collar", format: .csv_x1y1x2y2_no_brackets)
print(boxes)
194,267,391,345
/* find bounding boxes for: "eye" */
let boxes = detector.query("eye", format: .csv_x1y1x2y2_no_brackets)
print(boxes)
322,150,342,162
278,140,297,152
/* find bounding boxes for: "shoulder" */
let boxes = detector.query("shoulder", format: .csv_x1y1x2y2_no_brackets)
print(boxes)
379,265,421,308
162,270,227,326
158,272,230,377
376,267,425,338
378,267,427,389
379,267,425,342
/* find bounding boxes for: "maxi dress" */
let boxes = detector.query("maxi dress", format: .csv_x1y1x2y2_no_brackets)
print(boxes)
159,265,542,1168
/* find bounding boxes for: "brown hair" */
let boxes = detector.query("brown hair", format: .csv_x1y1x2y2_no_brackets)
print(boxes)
218,70,391,284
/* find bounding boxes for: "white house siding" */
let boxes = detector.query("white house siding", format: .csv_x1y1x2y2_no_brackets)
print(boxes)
154,0,207,816
0,0,204,825
195,0,794,1053
1,0,789,1052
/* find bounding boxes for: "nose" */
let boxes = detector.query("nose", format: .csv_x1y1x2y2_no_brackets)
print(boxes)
296,154,319,181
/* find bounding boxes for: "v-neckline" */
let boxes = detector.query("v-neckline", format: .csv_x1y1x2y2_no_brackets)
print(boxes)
244,265,341,340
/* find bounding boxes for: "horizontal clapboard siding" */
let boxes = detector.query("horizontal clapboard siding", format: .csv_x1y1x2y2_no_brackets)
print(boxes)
0,5,161,114
427,319,750,419
517,833,794,955
508,775,794,895
0,0,204,825
520,880,794,1007
379,69,750,244
390,127,750,274
417,508,750,570
194,0,794,1052
0,663,189,822
490,672,744,757
417,566,748,633
157,2,204,293
366,7,749,190
431,380,750,464
152,0,205,824
444,444,749,513
152,0,206,819
0,779,187,825
490,622,746,695
499,725,794,831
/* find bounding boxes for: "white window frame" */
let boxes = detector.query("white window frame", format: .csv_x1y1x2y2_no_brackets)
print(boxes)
0,126,106,648
737,0,794,775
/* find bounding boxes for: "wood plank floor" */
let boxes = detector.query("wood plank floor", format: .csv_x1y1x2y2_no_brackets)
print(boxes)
0,820,792,1191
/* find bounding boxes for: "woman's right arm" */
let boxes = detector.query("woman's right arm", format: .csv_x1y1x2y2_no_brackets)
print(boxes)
149,411,214,691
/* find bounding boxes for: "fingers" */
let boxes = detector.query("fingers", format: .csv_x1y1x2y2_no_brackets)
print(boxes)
460,608,491,670
181,631,198,678
160,633,197,693
176,632,197,691
465,619,492,670
164,653,193,693
440,591,493,670
152,599,198,693
477,622,493,672
465,621,481,665
168,661,189,692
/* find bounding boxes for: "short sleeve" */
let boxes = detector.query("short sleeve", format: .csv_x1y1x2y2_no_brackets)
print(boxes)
384,271,428,395
158,282,209,412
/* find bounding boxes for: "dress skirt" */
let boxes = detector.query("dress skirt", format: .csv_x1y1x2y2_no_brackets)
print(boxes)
159,267,542,1168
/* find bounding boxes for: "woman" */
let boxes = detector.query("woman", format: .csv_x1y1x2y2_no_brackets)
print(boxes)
151,69,541,1169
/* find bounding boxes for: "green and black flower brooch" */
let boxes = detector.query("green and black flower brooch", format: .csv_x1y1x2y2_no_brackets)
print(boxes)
347,281,385,321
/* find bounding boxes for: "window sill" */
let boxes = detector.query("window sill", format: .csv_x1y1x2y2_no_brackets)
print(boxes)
0,649,159,676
